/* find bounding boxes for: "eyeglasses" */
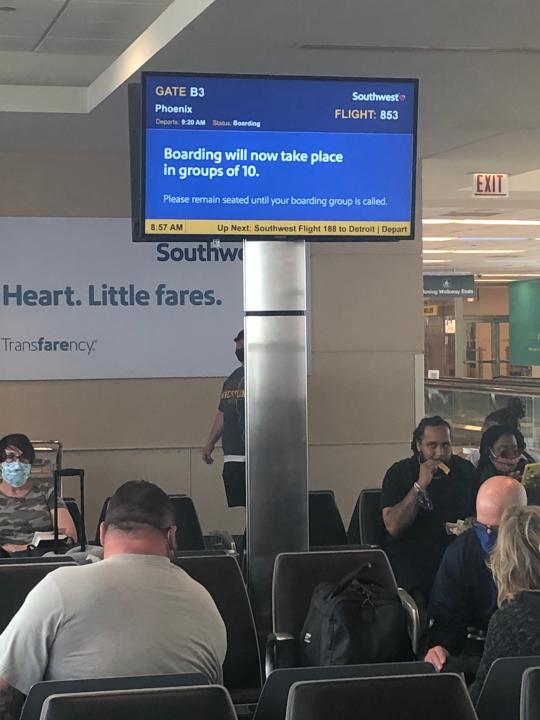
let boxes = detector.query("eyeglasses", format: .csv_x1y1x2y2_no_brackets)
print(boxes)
489,449,523,462
2,452,30,464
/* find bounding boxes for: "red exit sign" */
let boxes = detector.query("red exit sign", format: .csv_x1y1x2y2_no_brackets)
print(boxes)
473,173,509,197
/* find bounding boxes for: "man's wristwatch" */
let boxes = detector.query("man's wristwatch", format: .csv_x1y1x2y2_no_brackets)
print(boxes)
413,481,423,494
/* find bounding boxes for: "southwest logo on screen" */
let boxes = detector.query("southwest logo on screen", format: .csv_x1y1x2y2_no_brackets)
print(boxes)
351,92,406,102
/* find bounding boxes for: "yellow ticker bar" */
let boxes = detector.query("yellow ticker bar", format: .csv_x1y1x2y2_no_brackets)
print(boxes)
144,219,411,237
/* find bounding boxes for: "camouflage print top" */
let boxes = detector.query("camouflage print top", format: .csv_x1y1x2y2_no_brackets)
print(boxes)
0,479,67,545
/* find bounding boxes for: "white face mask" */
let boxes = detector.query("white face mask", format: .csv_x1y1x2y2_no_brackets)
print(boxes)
1,460,31,487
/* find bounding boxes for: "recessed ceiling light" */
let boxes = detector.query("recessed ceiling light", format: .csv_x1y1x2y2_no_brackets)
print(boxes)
478,273,540,277
458,236,529,241
423,249,524,255
424,219,540,226
424,236,530,242
423,260,451,264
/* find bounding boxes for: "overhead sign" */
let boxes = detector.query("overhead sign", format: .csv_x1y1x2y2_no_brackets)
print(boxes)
423,304,438,316
140,73,418,241
473,173,509,197
510,279,540,366
0,218,245,380
423,274,475,298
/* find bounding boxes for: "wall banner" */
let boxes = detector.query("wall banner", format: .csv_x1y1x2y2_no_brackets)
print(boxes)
0,218,245,379
510,279,540,366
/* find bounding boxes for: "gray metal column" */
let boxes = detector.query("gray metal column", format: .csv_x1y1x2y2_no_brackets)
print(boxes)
243,240,309,636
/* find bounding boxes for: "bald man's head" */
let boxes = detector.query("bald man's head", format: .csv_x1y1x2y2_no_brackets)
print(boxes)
476,475,527,527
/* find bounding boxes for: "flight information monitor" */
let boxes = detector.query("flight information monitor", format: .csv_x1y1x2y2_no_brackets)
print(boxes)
140,73,418,241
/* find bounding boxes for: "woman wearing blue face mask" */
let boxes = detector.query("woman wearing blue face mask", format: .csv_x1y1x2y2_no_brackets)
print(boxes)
0,434,76,554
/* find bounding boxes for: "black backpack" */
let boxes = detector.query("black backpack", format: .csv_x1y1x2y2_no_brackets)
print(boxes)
300,564,413,666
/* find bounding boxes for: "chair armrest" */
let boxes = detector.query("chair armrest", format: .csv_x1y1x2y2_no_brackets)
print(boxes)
310,544,380,551
397,587,420,657
265,633,297,677
204,530,236,552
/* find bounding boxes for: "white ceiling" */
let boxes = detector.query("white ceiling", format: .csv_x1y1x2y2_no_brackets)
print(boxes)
0,0,174,80
1,0,540,280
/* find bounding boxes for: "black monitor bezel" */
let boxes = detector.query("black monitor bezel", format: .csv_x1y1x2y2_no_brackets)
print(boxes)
137,71,419,243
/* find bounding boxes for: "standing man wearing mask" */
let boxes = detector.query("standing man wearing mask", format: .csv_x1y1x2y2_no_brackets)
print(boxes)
424,475,527,674
202,330,246,507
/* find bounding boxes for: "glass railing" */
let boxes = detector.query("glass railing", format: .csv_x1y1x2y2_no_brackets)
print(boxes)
424,378,540,454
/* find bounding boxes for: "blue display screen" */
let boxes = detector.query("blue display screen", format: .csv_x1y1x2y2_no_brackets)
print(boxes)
141,73,418,241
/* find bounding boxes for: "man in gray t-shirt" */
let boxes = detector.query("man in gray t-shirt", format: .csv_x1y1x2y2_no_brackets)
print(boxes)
0,481,227,717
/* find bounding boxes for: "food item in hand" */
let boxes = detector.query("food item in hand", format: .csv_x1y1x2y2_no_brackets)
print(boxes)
437,461,450,475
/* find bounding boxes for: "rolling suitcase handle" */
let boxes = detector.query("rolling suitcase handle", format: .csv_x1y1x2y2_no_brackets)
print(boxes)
53,468,87,552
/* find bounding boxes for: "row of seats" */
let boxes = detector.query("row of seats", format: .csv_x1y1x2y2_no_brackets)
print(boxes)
2,549,539,720
0,555,262,704
19,667,540,720
79,494,234,552
63,489,382,551
0,550,412,706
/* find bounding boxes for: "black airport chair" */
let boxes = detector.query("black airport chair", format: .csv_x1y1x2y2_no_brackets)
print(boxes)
308,491,347,548
359,488,385,545
285,674,477,720
475,655,540,720
62,497,86,547
169,494,206,550
39,685,236,720
95,495,205,549
0,562,75,633
94,494,234,552
521,667,540,720
0,556,76,565
177,554,262,704
253,662,435,720
347,488,384,546
93,496,110,544
21,672,208,720
267,549,419,673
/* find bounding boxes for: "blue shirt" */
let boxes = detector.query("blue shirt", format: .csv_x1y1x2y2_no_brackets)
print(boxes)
428,527,497,655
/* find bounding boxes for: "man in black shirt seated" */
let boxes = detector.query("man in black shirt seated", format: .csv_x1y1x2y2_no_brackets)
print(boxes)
424,474,527,672
380,416,477,609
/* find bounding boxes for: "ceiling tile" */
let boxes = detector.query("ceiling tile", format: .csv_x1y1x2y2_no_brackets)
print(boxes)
0,49,112,84
37,36,129,55
47,19,144,40
64,0,172,24
0,35,37,51
49,0,173,39
70,0,172,4
0,0,65,36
